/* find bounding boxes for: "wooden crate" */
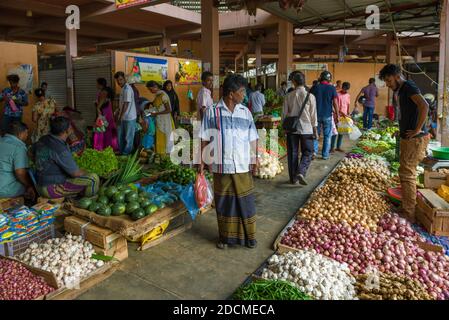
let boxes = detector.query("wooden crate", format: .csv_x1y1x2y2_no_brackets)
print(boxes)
92,237,128,261
64,216,122,249
416,189,449,237
423,170,447,189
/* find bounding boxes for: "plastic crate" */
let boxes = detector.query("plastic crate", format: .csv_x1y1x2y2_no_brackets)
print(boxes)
0,224,55,257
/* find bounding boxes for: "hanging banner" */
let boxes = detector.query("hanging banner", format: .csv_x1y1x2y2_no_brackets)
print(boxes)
115,0,152,9
125,56,168,84
175,60,202,85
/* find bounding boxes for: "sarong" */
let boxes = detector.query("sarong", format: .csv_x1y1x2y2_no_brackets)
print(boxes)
213,172,256,246
37,173,100,199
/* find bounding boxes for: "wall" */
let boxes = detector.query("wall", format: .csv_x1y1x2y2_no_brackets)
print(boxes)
295,62,389,116
0,41,39,131
114,51,202,113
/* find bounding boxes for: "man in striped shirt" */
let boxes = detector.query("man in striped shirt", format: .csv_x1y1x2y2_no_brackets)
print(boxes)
199,74,259,250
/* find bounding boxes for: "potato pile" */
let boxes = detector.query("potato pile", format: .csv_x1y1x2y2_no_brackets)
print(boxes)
329,158,392,192
298,181,390,231
355,273,434,300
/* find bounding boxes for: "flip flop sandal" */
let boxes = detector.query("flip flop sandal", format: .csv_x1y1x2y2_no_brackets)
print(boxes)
216,242,228,250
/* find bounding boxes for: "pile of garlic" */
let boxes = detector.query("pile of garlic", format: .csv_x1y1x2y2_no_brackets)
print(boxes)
256,151,284,179
261,250,358,300
339,157,391,178
17,234,104,288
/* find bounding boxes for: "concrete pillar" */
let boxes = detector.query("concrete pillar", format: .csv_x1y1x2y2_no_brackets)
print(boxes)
386,33,397,106
159,35,172,55
415,47,423,63
243,53,248,73
439,0,449,145
255,37,262,75
65,28,77,109
278,20,293,86
201,0,219,99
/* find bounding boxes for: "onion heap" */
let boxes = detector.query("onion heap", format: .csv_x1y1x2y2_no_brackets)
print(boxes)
339,157,391,177
261,250,358,300
299,181,390,231
255,150,284,179
0,258,55,300
355,272,434,300
280,218,449,299
329,167,392,192
17,234,104,288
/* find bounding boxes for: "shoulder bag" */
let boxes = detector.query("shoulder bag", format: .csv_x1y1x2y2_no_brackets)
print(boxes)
282,90,311,134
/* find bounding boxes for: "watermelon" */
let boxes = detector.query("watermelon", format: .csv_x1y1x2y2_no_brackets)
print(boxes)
106,186,118,198
98,196,110,206
98,205,112,217
144,204,158,216
112,203,126,216
131,208,146,221
113,193,126,203
140,198,152,208
98,187,107,197
122,188,133,196
126,192,139,203
89,202,101,213
78,197,93,209
126,201,141,215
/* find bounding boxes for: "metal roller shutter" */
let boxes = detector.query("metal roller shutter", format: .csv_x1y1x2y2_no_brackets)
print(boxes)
39,69,67,107
73,53,112,125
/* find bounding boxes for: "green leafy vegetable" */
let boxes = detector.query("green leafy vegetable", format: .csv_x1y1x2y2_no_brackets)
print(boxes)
74,147,119,178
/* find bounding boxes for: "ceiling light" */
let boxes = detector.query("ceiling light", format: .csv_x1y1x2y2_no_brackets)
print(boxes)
26,10,33,17
38,42,42,46
171,43,178,47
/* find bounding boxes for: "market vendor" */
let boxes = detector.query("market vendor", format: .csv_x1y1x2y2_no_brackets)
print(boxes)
379,64,430,223
33,116,100,199
0,121,35,200
249,83,266,121
199,74,259,250
0,74,29,134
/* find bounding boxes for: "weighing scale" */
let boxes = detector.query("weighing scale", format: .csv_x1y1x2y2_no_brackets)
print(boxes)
421,157,449,171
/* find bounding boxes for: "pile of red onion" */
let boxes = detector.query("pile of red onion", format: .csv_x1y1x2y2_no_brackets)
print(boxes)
0,259,55,300
377,213,426,243
281,217,449,300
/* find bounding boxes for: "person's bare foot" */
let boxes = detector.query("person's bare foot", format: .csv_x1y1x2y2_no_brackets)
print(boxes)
336,148,344,152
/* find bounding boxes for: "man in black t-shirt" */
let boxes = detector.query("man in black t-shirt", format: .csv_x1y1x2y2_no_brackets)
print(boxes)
379,64,430,223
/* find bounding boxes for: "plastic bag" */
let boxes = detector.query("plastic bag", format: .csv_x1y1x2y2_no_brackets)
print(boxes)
194,173,213,209
180,183,200,220
337,116,353,135
348,124,362,140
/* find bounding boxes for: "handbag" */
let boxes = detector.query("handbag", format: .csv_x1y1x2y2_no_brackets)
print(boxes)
282,90,311,134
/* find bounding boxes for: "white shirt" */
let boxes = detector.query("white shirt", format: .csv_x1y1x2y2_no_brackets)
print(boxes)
282,86,318,135
196,86,214,112
250,90,266,114
199,99,259,174
120,83,137,121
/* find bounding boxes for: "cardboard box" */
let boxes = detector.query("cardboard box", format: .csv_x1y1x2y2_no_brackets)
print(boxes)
93,238,128,261
0,197,24,211
424,170,447,189
416,189,449,237
64,216,122,249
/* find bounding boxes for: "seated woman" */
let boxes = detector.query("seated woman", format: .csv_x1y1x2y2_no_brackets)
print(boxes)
33,116,99,199
0,121,35,200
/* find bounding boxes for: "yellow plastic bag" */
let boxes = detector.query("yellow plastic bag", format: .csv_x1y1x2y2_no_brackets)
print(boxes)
140,220,170,246
437,184,449,202
337,116,353,135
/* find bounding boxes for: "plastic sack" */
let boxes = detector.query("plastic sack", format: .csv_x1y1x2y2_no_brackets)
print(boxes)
194,173,213,209
337,116,353,135
348,124,362,141
180,183,200,220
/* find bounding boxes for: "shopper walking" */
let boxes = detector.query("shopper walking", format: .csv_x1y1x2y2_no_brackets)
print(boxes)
277,81,288,97
310,71,339,160
197,71,214,121
31,88,56,143
355,78,378,130
282,71,317,186
379,64,430,223
146,81,175,155
163,80,180,126
331,82,351,153
114,71,137,155
0,74,29,134
250,83,266,121
199,74,259,250
93,87,118,152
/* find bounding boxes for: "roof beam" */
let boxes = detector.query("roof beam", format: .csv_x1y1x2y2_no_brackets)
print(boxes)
141,3,201,25
219,9,278,32
82,0,171,20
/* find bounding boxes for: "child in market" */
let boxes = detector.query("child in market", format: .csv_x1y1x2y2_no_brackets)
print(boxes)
331,82,351,153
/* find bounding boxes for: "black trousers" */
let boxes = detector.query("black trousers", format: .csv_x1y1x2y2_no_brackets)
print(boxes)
286,133,314,183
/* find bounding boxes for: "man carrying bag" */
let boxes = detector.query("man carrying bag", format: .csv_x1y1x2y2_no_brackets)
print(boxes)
282,71,318,185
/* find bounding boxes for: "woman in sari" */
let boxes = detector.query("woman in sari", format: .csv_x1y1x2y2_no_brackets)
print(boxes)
162,80,180,126
145,81,175,154
31,88,56,143
93,87,118,152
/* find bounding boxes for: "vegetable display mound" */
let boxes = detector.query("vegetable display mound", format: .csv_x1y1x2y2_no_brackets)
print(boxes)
159,166,196,185
255,150,284,179
233,279,312,300
329,167,392,193
355,272,433,300
74,147,118,178
280,217,449,299
261,250,358,300
0,258,55,300
299,181,390,231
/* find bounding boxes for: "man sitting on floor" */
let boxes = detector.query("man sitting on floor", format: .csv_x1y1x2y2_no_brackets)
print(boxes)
0,121,35,200
33,116,99,199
